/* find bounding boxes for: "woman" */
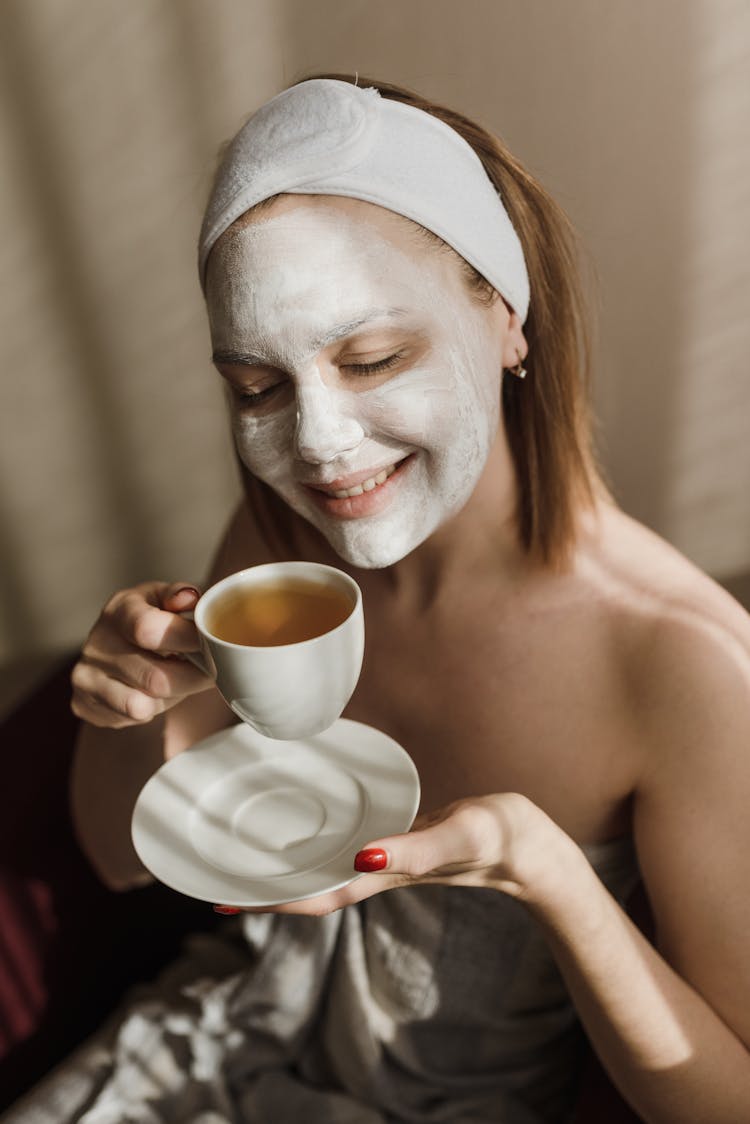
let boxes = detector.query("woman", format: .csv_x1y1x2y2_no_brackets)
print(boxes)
67,77,750,1123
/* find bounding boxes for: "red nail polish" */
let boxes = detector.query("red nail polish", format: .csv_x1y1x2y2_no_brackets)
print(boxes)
354,848,388,873
213,905,241,915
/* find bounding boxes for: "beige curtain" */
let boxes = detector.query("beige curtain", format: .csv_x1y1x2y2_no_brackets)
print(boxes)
1,0,748,673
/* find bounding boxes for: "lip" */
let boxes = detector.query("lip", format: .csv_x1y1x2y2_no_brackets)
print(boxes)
303,458,409,495
303,454,415,520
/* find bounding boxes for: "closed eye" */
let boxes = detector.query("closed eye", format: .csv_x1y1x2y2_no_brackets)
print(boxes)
342,352,405,376
233,383,284,408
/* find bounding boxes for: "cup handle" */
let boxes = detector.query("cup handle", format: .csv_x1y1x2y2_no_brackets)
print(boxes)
183,649,213,677
178,610,213,678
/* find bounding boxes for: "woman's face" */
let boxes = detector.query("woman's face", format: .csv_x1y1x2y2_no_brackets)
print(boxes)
205,196,521,569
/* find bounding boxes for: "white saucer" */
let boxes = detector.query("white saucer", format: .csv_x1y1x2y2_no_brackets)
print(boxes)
131,718,420,907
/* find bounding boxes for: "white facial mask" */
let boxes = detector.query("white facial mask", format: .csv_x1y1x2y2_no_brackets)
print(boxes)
205,200,505,568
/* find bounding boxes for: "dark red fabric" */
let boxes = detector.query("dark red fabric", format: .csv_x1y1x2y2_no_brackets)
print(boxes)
572,1052,643,1123
0,658,82,1061
0,658,219,1110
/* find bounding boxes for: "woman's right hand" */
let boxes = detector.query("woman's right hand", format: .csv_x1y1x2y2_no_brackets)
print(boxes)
71,582,214,728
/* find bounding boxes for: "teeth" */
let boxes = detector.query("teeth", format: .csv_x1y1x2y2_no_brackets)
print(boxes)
330,463,397,499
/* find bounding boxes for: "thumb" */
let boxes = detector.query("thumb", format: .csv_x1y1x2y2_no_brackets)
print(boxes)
353,808,478,879
160,582,202,614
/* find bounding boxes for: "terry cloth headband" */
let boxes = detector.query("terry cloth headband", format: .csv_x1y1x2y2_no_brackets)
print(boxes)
199,78,530,323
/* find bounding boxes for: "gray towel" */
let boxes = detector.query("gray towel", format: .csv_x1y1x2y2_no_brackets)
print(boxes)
3,838,639,1124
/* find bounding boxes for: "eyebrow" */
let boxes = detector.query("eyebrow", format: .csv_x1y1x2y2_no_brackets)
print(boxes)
212,307,409,367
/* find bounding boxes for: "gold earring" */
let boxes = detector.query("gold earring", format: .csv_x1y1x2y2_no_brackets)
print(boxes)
510,351,527,380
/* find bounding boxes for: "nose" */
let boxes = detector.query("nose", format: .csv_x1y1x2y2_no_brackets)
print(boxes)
295,381,365,464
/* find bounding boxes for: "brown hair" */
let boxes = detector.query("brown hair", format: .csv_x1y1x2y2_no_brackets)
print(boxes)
228,74,602,568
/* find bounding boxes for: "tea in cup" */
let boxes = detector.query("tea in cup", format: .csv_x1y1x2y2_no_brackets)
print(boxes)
191,561,364,740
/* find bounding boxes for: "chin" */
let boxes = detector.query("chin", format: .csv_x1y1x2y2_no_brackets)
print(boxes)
321,517,434,570
335,545,408,570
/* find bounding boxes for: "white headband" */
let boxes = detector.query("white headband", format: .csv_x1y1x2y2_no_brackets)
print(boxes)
199,79,530,322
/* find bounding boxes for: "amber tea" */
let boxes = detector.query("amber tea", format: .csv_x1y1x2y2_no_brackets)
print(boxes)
193,561,364,737
206,578,354,647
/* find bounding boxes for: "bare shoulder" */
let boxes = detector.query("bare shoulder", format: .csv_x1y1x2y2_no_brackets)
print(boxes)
581,502,750,761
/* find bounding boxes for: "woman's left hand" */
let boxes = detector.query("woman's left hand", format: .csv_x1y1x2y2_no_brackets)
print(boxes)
215,792,577,917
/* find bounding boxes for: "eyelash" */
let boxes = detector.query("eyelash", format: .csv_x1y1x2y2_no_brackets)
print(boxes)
235,385,279,407
234,352,405,409
344,351,405,375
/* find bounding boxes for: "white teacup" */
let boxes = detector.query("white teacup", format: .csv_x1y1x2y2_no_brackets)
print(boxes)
191,561,364,740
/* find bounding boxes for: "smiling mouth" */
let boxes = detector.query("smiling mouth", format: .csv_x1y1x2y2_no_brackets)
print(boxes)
327,464,398,499
308,457,410,500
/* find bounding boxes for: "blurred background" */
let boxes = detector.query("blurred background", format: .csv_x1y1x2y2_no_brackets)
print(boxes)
1,0,748,707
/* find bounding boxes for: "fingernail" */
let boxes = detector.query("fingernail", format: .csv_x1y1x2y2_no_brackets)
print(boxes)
354,848,388,873
173,586,201,600
213,905,241,915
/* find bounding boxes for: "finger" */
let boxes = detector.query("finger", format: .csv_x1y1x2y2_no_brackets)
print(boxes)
111,588,202,655
354,802,498,880
215,862,413,918
236,876,402,917
72,633,212,724
79,629,211,696
72,659,172,725
71,685,138,729
82,652,209,708
160,583,202,614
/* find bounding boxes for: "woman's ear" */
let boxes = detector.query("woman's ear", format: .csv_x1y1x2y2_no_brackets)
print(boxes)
501,309,528,371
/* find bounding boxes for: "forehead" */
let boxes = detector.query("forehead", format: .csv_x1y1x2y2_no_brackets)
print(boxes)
212,193,430,260
204,196,463,314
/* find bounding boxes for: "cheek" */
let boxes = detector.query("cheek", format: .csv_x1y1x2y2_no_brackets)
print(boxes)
232,408,295,481
357,367,455,447
356,347,500,454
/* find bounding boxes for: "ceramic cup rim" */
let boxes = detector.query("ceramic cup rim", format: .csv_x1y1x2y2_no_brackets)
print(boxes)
193,561,362,653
